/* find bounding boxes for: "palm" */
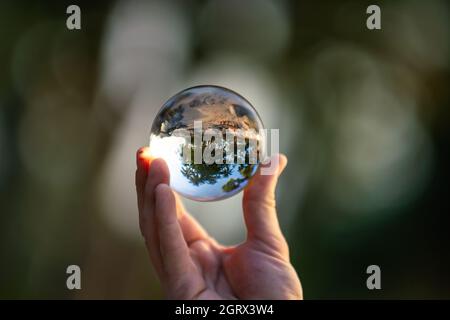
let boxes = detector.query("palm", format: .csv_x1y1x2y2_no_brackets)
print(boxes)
177,216,301,300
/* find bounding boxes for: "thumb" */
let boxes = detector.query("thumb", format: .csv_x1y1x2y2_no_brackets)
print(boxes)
242,154,288,252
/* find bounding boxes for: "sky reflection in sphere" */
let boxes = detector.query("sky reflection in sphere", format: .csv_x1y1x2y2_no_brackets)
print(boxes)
149,85,264,201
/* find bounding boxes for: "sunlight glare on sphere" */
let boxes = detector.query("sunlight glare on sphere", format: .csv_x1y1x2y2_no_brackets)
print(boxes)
149,85,264,201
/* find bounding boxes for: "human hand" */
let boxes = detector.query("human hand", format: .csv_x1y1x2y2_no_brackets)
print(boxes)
135,147,302,299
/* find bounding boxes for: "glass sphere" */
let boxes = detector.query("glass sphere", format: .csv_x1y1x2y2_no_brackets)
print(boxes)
149,85,264,201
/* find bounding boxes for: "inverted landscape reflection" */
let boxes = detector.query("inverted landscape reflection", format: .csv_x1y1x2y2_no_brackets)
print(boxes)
149,86,264,201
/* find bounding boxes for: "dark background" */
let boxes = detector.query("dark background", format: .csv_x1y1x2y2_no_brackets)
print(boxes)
0,0,449,299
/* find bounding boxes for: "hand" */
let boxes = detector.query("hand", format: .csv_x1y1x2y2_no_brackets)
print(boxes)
135,147,302,300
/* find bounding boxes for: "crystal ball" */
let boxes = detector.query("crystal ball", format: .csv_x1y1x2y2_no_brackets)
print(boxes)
149,85,264,201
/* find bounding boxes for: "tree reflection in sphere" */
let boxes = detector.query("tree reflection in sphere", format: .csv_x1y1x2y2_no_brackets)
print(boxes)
149,85,265,201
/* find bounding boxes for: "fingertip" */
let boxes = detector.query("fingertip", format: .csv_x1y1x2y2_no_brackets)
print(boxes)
137,146,146,157
136,146,150,159
263,153,287,175
149,158,170,180
136,147,152,196
136,147,152,168
244,153,287,198
278,154,288,175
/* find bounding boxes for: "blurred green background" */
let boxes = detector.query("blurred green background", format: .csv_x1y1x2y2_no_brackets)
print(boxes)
1,0,449,299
